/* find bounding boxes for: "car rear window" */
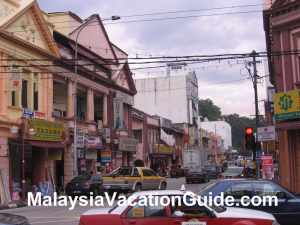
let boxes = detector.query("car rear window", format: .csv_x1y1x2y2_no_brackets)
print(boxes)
71,175,90,182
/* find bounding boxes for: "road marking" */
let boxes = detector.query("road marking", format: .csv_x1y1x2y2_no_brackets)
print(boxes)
30,217,79,219
30,219,78,224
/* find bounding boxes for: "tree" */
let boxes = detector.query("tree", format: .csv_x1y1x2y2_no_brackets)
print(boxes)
198,99,222,121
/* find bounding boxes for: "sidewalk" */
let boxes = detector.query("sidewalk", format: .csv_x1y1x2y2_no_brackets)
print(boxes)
0,201,26,210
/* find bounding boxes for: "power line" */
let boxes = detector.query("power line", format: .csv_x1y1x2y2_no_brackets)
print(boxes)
9,10,262,34
104,10,262,25
1,49,300,62
119,3,264,18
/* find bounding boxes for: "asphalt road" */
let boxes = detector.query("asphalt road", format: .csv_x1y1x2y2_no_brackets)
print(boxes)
1,178,212,225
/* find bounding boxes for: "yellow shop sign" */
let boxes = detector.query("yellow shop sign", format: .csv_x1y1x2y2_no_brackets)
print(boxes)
274,89,300,121
27,119,65,142
156,144,173,154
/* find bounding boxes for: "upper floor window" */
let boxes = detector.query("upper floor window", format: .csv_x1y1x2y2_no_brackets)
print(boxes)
21,79,28,109
94,94,104,123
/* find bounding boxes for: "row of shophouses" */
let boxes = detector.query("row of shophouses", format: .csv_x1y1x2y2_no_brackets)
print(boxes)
0,0,225,198
263,0,300,194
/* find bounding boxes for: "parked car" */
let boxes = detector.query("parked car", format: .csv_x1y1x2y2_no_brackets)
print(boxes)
170,165,185,178
221,166,244,178
200,179,300,225
0,213,30,225
185,169,209,184
102,166,167,193
203,165,221,179
79,190,278,225
65,173,103,196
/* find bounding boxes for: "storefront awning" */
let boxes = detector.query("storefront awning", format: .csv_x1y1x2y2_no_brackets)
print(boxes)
28,141,65,149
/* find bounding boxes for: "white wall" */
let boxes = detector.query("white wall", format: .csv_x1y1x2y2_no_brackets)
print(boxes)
134,75,189,123
200,121,232,150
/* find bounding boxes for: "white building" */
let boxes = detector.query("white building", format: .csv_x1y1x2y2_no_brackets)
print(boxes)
134,64,199,125
200,120,232,151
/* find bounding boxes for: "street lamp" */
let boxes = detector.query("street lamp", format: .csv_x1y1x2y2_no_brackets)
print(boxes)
73,15,120,176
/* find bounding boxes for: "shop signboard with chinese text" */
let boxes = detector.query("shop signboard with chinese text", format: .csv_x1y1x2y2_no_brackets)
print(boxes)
119,137,138,152
274,89,300,121
100,150,112,163
155,144,173,155
27,119,64,142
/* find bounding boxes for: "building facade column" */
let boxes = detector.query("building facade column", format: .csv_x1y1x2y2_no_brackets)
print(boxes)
103,95,108,126
279,129,291,190
0,53,8,117
0,137,9,189
64,146,74,186
67,80,75,118
87,88,94,122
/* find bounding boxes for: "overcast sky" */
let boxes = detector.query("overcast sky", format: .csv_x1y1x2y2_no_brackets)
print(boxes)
38,0,268,117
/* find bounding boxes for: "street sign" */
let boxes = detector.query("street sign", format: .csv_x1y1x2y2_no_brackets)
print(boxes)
76,129,85,148
257,126,276,142
23,109,34,118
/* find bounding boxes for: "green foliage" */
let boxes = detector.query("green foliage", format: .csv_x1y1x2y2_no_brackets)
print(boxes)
198,98,255,151
198,99,222,121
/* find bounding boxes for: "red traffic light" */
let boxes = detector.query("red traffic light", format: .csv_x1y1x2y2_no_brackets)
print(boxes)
245,127,254,135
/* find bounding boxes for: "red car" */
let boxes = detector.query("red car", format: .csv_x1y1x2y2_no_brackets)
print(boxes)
79,190,278,225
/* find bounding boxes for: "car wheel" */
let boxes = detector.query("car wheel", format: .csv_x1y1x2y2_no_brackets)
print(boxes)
159,182,167,190
134,183,142,192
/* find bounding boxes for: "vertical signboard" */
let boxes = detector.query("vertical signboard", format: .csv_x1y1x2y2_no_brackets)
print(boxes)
261,155,274,180
113,99,124,129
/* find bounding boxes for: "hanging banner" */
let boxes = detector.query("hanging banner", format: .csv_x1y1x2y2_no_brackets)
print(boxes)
113,99,124,130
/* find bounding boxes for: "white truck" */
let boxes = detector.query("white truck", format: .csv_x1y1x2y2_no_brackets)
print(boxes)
183,148,209,184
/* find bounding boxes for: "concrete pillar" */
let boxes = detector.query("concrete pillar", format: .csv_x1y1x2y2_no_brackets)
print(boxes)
87,89,94,122
47,74,53,120
0,53,8,116
64,146,74,186
0,137,9,187
103,95,108,126
67,80,75,118
279,130,291,190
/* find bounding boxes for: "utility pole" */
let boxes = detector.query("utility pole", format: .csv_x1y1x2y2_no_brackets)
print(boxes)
247,50,261,178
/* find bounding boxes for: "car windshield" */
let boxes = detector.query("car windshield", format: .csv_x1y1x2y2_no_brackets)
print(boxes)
109,167,132,176
224,167,243,174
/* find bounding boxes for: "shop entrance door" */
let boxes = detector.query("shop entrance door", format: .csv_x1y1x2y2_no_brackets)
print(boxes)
55,160,64,193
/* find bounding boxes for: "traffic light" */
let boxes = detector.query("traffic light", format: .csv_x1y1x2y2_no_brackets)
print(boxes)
245,127,256,150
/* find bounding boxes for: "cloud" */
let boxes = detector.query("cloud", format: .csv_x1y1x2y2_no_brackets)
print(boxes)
37,0,267,116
